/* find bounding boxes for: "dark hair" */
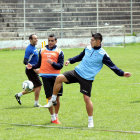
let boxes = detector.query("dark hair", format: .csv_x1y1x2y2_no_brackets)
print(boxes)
29,34,35,40
92,33,103,42
48,34,57,40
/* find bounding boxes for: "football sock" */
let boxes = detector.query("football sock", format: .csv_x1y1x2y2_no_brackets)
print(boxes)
88,116,94,127
18,92,23,97
34,100,38,105
55,114,58,118
88,116,93,122
51,114,56,121
52,95,57,101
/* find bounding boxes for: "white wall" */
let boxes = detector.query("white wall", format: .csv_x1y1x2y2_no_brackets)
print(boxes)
0,36,140,49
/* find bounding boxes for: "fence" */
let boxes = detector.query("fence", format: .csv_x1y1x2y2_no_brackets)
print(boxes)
0,0,140,43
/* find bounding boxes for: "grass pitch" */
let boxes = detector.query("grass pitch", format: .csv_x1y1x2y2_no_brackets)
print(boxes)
0,43,140,139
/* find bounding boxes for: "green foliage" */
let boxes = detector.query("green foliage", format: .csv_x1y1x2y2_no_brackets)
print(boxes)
0,44,140,139
126,32,137,36
0,48,13,51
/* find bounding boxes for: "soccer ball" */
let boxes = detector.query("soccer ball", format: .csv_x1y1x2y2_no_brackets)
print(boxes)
22,80,34,92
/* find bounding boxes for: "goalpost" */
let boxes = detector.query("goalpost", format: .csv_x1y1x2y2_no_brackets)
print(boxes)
21,25,125,49
47,25,126,48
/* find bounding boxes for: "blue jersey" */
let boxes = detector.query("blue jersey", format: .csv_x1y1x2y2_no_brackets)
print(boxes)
69,45,124,80
24,44,39,65
75,46,105,80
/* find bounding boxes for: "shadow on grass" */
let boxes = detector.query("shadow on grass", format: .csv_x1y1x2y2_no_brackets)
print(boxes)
0,122,88,130
130,100,140,103
1,123,140,134
2,106,35,109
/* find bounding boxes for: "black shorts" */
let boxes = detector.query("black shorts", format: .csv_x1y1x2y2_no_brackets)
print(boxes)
42,77,63,98
63,70,93,97
25,69,42,88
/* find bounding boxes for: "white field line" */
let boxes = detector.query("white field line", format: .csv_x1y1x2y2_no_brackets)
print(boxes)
0,123,140,134
128,83,140,85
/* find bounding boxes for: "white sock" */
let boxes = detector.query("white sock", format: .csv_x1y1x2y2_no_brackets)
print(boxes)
88,116,94,128
18,92,23,97
51,114,56,121
34,100,38,105
88,116,93,122
55,114,58,118
52,95,57,101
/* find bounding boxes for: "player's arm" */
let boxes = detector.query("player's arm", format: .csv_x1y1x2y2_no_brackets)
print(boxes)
27,50,41,69
23,58,28,65
102,54,131,77
51,51,64,70
32,50,41,69
65,48,85,66
23,47,31,65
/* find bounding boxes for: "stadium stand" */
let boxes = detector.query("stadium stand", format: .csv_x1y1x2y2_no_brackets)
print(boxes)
0,0,140,40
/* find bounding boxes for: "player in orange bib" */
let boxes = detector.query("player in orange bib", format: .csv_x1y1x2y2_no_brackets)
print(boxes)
27,34,64,124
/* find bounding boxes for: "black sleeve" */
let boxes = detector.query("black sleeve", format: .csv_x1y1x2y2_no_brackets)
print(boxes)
52,51,64,70
68,49,85,64
23,58,28,65
32,50,41,69
102,54,124,76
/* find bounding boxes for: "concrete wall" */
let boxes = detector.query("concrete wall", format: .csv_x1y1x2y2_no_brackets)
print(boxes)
0,36,139,49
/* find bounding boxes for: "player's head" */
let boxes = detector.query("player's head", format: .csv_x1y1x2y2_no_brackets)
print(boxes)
29,34,38,46
48,34,57,48
91,33,102,47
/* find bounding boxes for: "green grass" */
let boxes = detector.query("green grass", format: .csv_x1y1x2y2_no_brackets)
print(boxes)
0,44,140,139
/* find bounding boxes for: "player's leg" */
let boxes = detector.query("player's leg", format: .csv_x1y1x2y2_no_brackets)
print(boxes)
54,86,63,115
54,96,60,115
83,94,94,128
34,86,41,107
15,69,42,106
53,74,68,96
78,74,94,128
49,74,68,104
42,77,55,122
15,90,28,105
42,77,60,124
30,68,42,106
83,94,93,116
48,96,56,123
26,69,42,107
45,70,78,108
54,84,63,124
54,96,61,124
